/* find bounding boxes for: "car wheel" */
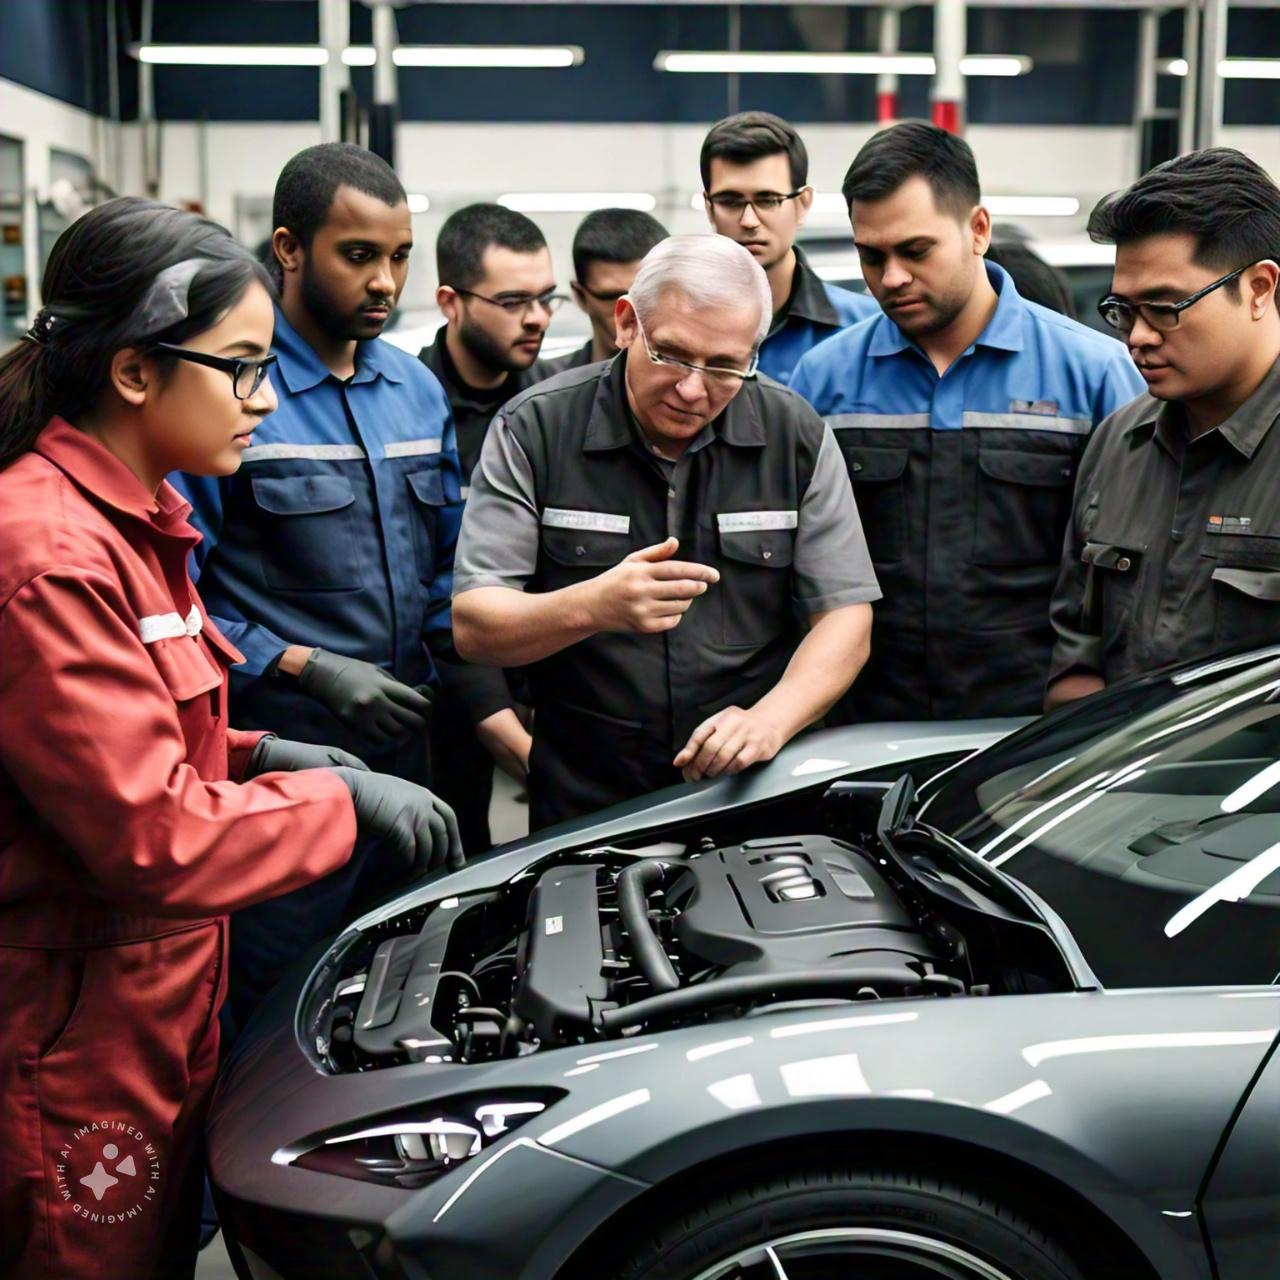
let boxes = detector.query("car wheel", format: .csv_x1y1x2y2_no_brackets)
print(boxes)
608,1165,1087,1280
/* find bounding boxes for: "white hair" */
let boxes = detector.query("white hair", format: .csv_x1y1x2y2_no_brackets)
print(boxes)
627,233,772,347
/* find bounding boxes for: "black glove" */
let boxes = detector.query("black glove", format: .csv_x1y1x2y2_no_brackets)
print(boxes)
295,648,435,745
329,766,464,875
246,734,370,777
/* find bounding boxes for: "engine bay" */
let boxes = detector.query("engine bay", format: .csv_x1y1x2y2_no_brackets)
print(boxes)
303,782,1085,1073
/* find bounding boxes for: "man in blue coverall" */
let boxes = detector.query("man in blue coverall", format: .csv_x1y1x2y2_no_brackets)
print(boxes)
701,111,878,386
792,122,1146,722
174,143,464,1023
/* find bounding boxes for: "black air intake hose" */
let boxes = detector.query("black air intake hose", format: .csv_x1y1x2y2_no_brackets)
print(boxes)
616,860,680,994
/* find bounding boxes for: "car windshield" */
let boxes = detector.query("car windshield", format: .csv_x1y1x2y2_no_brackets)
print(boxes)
919,650,1280,989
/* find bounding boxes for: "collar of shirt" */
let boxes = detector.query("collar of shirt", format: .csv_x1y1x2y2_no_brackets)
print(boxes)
271,305,405,395
867,260,1025,360
582,350,766,454
769,245,840,334
420,325,522,412
1131,351,1280,462
33,416,197,540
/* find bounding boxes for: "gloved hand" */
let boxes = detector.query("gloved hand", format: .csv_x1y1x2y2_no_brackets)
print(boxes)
246,734,370,777
329,766,465,875
296,648,435,745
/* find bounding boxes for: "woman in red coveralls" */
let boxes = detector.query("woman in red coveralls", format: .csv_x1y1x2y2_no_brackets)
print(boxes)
0,198,462,1280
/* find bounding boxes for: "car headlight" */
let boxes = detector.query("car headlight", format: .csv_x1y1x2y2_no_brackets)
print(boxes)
278,1091,562,1189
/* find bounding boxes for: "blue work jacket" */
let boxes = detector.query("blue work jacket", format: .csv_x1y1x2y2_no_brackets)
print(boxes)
172,309,464,775
791,262,1147,721
758,246,879,387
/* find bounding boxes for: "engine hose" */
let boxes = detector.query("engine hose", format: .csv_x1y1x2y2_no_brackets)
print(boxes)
615,860,681,994
598,967,938,1033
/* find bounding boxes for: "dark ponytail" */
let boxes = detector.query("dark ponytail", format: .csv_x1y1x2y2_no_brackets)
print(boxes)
0,197,275,469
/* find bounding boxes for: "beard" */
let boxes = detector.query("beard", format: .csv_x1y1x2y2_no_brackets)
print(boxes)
300,260,388,341
457,312,540,375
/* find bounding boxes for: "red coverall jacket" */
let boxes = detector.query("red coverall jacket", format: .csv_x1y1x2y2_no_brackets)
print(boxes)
0,419,358,1280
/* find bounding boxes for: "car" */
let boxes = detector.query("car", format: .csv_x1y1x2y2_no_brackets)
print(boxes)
208,647,1280,1280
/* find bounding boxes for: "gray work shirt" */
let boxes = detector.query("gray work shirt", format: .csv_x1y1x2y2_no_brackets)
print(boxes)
1049,354,1280,686
454,356,880,750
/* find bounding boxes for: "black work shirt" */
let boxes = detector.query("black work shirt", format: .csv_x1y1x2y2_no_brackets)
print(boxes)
417,327,551,724
417,328,557,481
1049,354,1280,687
454,356,880,751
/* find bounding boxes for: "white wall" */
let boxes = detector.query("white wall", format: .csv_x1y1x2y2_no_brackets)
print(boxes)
113,119,1150,314
11,90,1280,321
0,78,114,320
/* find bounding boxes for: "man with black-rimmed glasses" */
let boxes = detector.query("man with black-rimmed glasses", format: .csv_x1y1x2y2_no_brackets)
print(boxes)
701,111,877,387
1048,148,1280,707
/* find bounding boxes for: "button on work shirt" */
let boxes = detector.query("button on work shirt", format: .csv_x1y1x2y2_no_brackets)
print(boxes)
173,309,463,772
1050,354,1280,687
791,262,1146,721
454,355,880,806
759,246,879,388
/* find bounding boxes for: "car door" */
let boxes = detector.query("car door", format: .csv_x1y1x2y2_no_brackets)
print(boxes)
1201,1028,1280,1278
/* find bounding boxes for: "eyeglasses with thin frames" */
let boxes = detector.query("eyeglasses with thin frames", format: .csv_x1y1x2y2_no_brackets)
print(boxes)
705,190,807,215
1097,265,1252,335
632,311,758,388
150,342,277,400
453,287,568,318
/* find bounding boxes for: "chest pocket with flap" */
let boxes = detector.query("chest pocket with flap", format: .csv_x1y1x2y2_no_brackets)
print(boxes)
716,511,796,648
836,442,909,568
250,474,360,592
973,447,1076,568
1210,532,1280,647
539,509,633,578
405,466,447,584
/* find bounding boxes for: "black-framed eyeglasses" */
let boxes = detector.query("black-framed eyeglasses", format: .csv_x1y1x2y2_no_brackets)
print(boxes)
150,342,277,400
1097,265,1251,335
633,311,758,387
705,189,807,215
575,282,629,304
454,287,568,317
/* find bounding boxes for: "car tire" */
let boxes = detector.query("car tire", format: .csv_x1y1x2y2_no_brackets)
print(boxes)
607,1164,1088,1280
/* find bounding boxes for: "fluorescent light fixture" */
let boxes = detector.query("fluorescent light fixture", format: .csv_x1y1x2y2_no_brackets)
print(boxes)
986,196,1080,217
1221,59,1280,80
342,46,377,67
499,192,657,213
1159,57,1280,80
656,51,1031,77
393,45,582,68
406,193,431,214
133,44,328,66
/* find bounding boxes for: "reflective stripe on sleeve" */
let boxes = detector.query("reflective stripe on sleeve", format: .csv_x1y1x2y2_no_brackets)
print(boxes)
826,413,932,431
139,604,203,645
239,443,367,462
717,510,799,532
962,411,1092,435
384,439,444,459
540,508,631,533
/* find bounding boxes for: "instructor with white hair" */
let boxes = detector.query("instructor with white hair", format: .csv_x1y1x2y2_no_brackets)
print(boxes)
452,234,880,826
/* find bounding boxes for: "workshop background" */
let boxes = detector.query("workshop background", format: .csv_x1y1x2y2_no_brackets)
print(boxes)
2,4,1277,1277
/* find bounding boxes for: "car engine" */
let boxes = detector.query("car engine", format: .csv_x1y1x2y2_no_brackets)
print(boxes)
305,788,1078,1074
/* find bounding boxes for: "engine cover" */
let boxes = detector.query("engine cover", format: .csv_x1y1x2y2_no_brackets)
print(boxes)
672,835,943,978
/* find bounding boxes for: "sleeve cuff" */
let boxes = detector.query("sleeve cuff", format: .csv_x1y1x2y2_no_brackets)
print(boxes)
795,586,882,615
